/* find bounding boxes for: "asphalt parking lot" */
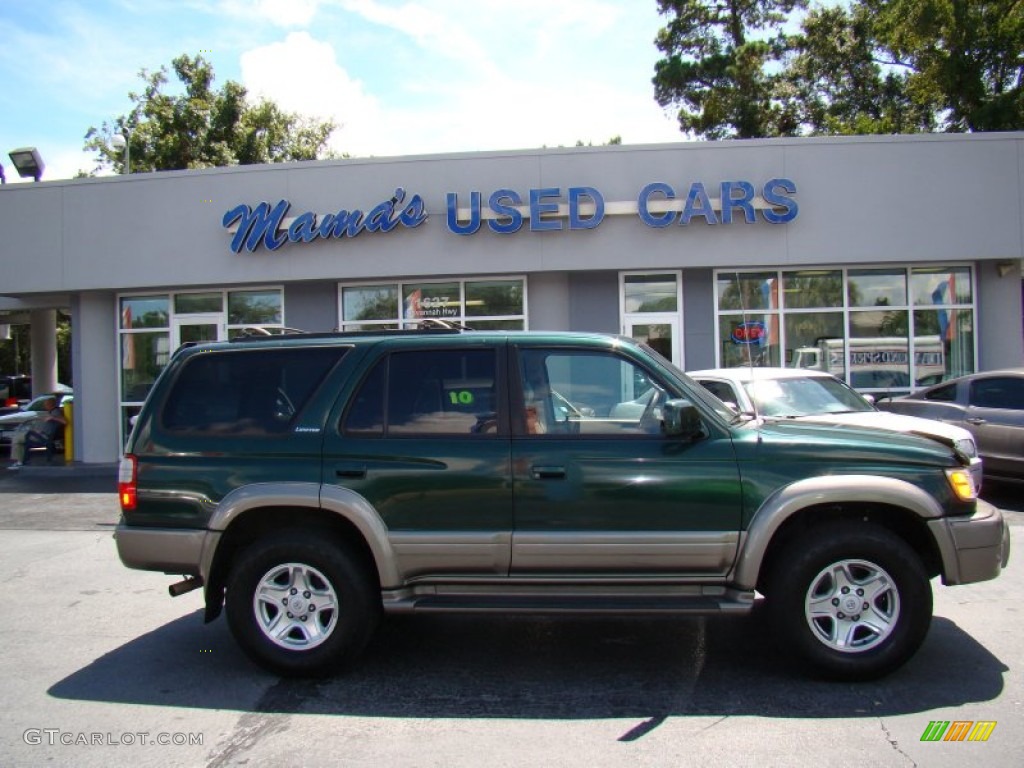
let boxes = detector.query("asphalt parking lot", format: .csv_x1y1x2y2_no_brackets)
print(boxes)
0,466,1021,767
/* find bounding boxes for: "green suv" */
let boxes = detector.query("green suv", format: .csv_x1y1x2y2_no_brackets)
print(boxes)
115,329,1010,680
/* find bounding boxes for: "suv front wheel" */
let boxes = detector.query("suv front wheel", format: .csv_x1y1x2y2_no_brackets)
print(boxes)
225,532,379,676
767,521,932,681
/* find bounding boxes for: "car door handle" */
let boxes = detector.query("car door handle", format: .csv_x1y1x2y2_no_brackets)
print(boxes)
966,418,986,425
531,465,566,480
335,465,367,479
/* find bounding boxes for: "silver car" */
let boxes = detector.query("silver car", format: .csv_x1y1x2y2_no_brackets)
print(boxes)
688,367,984,490
876,368,1024,484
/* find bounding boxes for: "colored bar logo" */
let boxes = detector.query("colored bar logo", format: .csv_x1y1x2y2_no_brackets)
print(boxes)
920,721,997,742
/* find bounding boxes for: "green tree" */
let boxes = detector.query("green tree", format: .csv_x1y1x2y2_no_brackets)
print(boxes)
652,0,808,139
84,54,337,173
866,0,1024,132
653,1,1024,138
785,3,937,134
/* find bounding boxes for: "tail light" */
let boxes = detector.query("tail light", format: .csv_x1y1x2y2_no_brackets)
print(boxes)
119,455,138,511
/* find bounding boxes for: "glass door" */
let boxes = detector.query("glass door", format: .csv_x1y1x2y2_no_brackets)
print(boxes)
172,313,225,349
624,316,680,367
620,272,683,367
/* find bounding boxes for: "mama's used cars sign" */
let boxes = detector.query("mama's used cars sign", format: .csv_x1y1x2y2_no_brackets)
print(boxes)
222,179,798,253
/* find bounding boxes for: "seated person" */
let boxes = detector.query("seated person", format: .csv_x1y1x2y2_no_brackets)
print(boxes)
8,397,66,468
524,403,547,434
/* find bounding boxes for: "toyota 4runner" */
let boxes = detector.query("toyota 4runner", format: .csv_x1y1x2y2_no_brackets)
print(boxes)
115,328,1010,680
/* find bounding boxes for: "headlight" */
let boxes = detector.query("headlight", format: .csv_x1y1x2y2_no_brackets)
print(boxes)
954,438,978,458
945,467,978,501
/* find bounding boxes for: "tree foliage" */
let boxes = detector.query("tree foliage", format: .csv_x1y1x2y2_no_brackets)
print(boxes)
653,0,1024,139
653,0,809,139
85,54,337,173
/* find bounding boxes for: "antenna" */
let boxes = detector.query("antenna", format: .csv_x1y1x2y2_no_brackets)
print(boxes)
734,271,762,427
734,271,754,368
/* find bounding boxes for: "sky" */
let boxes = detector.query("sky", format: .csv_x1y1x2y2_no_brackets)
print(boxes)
0,0,688,183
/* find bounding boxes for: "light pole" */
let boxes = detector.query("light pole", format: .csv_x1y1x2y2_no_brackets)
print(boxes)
111,132,130,174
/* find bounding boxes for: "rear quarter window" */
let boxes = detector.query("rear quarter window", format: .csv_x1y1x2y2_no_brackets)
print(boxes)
161,347,346,436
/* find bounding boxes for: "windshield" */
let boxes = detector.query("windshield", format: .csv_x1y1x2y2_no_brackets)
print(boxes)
742,376,875,418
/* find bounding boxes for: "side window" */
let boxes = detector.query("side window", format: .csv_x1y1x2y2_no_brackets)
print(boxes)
344,348,499,437
162,347,345,435
698,380,737,406
970,377,1024,410
343,358,386,436
519,349,666,436
923,383,957,402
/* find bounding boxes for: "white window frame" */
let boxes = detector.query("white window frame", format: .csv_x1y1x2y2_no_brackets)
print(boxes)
618,270,684,367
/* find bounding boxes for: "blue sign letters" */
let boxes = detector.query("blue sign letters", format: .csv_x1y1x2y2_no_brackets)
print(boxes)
225,178,797,252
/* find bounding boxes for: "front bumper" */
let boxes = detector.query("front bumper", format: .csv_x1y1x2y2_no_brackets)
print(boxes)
929,500,1010,586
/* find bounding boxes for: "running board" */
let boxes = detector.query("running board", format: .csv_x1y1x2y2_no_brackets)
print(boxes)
383,590,755,616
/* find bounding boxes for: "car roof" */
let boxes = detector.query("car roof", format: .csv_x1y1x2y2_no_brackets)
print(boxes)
687,367,835,383
174,328,644,356
903,366,1024,397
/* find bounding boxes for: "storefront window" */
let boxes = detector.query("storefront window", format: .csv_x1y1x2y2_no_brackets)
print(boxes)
624,274,678,313
342,285,399,322
915,309,975,381
783,270,842,309
714,266,976,392
120,295,168,329
339,277,526,331
403,282,461,321
716,273,779,367
911,266,972,305
785,312,844,367
716,271,777,311
228,289,282,326
465,280,524,317
848,269,907,307
121,331,170,402
847,310,912,389
717,314,781,367
175,292,223,314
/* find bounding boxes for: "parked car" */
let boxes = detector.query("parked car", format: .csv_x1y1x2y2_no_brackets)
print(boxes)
0,392,73,448
0,374,33,412
115,328,1008,682
876,368,1024,484
688,367,984,491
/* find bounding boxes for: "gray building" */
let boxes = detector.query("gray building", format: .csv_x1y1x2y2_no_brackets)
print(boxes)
2,132,1023,464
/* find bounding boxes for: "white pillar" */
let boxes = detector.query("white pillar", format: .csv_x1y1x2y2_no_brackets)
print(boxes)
70,294,121,463
29,309,58,395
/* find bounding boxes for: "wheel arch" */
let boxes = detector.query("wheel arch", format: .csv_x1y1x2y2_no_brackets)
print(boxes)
202,482,397,622
734,475,946,593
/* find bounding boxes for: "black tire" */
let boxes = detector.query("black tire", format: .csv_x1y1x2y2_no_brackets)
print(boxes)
225,531,380,677
766,521,932,681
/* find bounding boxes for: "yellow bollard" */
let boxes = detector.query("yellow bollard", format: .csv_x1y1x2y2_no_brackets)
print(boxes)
63,400,74,463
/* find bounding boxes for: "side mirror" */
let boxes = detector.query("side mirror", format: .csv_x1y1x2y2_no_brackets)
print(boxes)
662,398,705,440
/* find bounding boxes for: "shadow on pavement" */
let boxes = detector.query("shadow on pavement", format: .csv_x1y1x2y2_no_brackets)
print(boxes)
49,604,1006,721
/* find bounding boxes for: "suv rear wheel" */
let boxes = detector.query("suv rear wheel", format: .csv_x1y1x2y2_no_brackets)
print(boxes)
225,532,379,676
767,521,932,681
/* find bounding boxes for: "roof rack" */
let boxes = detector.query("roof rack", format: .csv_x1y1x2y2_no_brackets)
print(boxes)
227,321,473,343
235,326,309,337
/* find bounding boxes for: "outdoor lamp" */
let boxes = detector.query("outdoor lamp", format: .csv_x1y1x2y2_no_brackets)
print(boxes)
8,147,44,182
